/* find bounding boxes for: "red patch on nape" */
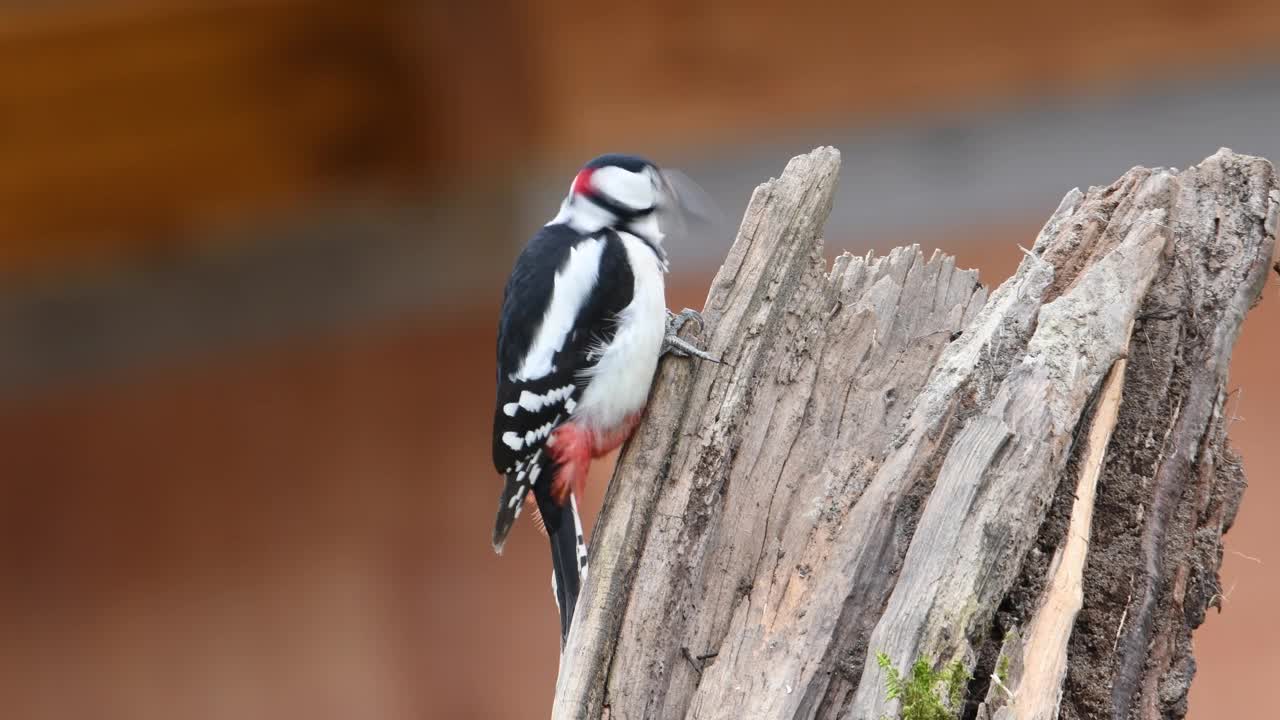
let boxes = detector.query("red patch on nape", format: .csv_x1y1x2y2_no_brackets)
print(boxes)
548,422,592,506
572,167,595,197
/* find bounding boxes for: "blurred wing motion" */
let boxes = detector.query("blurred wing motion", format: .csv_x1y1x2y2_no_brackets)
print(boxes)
660,167,730,248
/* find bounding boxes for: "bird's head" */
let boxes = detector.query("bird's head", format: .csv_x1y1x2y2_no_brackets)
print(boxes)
551,153,722,265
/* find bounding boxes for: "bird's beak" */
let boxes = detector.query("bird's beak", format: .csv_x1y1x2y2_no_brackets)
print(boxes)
661,169,725,228
658,169,728,251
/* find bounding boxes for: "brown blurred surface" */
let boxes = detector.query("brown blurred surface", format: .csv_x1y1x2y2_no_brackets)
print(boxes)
0,0,431,279
1,1,1278,718
523,0,1280,156
2,0,1278,281
0,245,1275,719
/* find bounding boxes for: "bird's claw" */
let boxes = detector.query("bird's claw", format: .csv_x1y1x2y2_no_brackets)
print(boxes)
666,307,704,336
662,308,721,364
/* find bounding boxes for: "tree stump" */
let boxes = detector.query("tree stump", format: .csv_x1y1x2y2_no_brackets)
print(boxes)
553,147,1278,720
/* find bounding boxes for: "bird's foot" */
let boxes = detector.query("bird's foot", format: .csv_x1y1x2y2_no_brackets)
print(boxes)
662,308,721,364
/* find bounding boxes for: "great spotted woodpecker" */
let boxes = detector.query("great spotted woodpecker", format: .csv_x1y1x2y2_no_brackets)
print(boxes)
491,154,717,646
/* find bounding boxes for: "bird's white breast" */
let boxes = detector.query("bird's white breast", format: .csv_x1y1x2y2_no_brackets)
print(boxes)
573,233,666,432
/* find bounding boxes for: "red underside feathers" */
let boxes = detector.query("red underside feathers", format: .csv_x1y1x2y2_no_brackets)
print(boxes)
547,411,644,506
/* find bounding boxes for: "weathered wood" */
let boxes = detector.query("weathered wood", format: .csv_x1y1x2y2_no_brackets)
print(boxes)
980,344,1130,720
554,147,1278,720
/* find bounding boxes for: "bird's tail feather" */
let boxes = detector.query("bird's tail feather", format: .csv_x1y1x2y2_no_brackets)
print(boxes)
491,479,527,554
549,492,588,648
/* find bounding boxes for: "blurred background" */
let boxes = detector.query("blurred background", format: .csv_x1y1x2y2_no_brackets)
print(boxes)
0,1,1276,718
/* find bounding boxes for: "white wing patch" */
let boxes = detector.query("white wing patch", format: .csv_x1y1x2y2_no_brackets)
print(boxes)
502,431,523,450
513,238,605,382
518,385,575,414
524,420,556,447
527,449,544,485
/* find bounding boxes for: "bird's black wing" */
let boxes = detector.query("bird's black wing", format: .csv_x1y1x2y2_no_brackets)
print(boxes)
491,226,634,548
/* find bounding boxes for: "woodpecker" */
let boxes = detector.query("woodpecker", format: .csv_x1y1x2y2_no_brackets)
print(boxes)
491,153,717,646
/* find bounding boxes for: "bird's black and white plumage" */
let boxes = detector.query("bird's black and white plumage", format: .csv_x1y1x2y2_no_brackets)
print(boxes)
490,154,715,647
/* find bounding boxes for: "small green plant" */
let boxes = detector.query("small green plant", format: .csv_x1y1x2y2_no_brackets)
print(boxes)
995,653,1011,686
875,651,970,720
